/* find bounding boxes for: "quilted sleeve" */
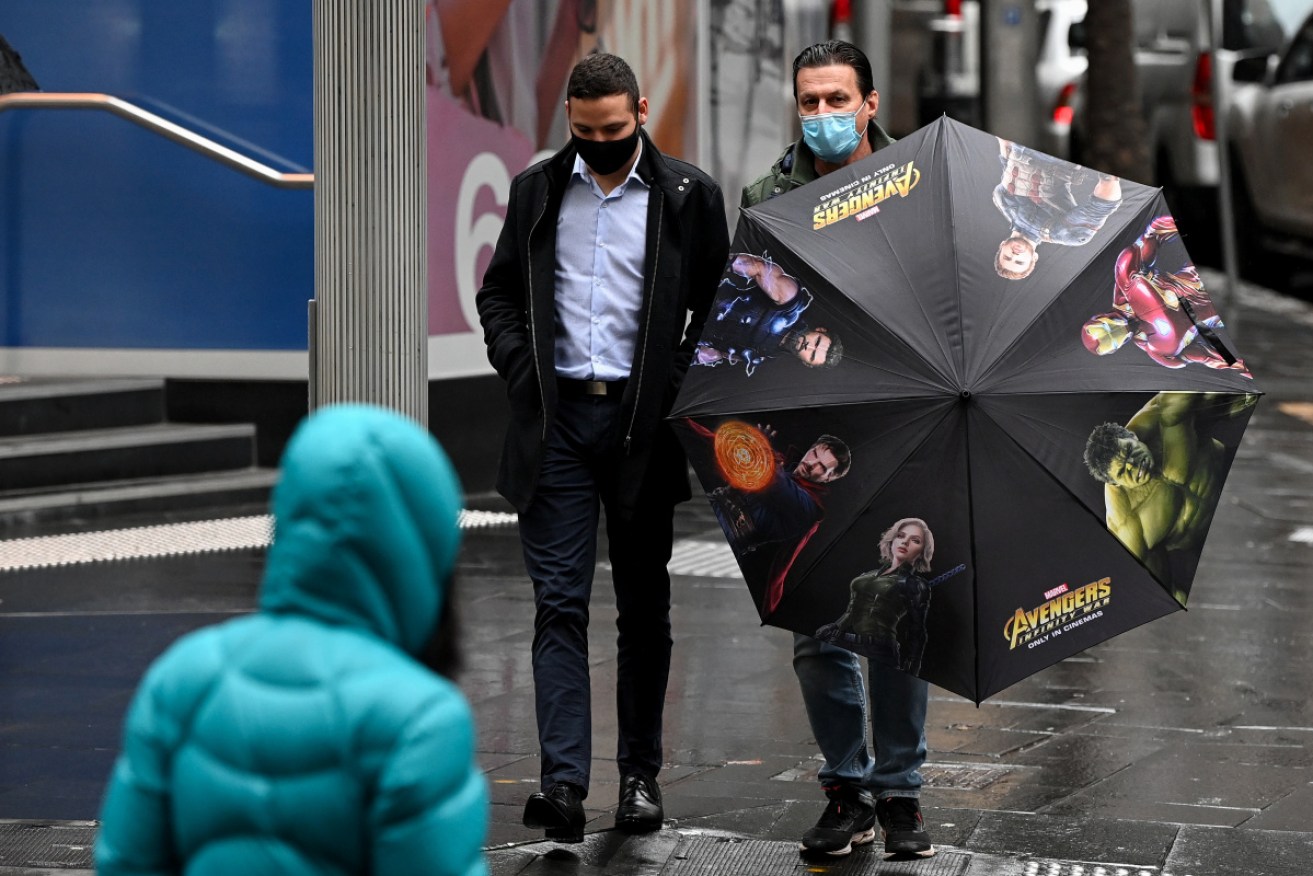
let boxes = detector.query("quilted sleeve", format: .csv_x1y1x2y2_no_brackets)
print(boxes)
369,685,489,876
95,632,224,876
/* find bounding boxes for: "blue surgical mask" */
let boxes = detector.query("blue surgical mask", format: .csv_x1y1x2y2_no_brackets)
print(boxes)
800,109,868,164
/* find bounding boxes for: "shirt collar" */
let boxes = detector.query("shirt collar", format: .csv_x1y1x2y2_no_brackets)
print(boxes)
570,137,648,191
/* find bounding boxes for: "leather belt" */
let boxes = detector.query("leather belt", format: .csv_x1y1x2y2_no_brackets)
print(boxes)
557,377,627,397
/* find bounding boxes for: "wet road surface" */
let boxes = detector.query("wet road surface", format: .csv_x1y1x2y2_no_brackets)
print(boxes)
2,274,1311,875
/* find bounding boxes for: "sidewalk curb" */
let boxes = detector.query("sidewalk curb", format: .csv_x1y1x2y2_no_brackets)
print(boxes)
487,821,1313,876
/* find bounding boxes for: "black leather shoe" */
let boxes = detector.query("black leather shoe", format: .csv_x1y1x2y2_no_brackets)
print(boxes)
615,773,663,833
523,782,585,843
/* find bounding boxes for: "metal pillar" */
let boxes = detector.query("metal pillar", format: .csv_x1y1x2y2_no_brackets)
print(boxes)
850,0,893,117
311,0,428,424
980,0,1039,143
1210,0,1241,327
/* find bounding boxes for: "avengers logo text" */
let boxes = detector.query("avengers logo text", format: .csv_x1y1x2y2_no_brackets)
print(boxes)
1003,577,1111,651
813,162,921,230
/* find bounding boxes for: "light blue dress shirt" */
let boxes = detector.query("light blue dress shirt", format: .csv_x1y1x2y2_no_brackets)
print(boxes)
554,142,650,381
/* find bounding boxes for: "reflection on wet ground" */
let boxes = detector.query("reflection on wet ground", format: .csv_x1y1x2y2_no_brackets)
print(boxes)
1,274,1310,874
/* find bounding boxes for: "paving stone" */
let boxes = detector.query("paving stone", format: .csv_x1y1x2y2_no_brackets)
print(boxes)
962,811,1178,868
1237,781,1313,832
1165,825,1313,876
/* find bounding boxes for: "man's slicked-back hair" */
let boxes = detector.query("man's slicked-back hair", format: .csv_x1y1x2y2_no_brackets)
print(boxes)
792,40,875,101
567,52,640,113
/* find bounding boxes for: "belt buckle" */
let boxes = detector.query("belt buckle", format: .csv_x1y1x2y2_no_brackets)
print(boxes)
584,380,607,396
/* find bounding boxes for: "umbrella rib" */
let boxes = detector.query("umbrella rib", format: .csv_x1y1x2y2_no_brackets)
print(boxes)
863,224,959,387
945,118,969,386
973,195,1164,390
968,397,1190,701
768,399,960,619
974,394,1184,597
673,368,954,419
978,349,1124,395
808,359,953,399
966,402,983,705
751,209,959,392
945,122,982,701
866,119,961,385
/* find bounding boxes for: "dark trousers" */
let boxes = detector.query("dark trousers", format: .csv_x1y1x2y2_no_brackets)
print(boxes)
519,393,675,796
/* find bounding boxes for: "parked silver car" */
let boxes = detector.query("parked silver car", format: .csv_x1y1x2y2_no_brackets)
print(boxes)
1228,7,1313,272
1128,0,1288,226
1067,2,1290,226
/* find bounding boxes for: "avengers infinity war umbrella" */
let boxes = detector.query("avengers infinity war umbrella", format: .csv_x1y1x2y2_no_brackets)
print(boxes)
670,116,1261,703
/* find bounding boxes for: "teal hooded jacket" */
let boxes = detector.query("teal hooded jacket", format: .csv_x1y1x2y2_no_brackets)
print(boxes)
96,405,488,876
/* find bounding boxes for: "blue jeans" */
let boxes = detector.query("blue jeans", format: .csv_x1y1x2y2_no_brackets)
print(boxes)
792,633,928,798
519,394,675,797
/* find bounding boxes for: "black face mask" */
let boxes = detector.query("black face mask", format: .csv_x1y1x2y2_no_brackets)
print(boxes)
572,127,640,175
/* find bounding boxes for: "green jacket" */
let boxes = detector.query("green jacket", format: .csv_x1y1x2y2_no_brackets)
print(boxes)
96,405,488,876
740,122,896,208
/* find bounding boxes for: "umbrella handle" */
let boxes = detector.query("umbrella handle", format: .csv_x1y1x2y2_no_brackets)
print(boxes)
1179,298,1238,366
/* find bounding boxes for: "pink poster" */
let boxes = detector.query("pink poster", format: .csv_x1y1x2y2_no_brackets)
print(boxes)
425,0,700,379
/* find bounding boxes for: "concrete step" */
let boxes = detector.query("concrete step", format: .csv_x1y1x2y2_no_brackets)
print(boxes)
0,377,165,436
0,468,279,530
0,423,257,492
0,377,273,525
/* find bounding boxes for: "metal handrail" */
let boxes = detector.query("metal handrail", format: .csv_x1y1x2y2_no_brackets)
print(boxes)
0,92,314,189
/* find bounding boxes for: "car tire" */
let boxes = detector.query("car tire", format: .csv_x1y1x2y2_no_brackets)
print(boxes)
1155,150,1219,262
1068,125,1085,168
1228,152,1291,290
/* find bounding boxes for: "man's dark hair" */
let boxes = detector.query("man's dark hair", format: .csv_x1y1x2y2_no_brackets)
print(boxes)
1084,422,1135,484
818,328,843,369
567,52,640,113
816,434,853,479
784,326,844,369
819,332,840,367
792,40,875,102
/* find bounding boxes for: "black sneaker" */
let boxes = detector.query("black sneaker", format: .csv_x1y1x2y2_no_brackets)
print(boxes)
799,784,877,857
876,796,934,857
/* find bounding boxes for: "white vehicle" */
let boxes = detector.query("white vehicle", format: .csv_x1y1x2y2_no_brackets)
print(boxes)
1067,1,1292,227
1035,0,1087,159
1128,0,1287,223
1228,7,1313,268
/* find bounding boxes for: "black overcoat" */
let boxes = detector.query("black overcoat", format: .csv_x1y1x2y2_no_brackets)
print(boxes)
476,130,730,518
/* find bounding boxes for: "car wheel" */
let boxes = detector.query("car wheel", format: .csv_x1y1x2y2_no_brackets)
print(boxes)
1068,125,1085,167
1158,152,1219,262
1228,152,1290,290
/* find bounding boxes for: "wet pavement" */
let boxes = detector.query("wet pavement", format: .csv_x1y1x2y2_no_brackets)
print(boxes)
1,270,1311,875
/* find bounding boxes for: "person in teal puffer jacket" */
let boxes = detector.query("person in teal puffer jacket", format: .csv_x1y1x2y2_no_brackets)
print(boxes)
95,404,488,876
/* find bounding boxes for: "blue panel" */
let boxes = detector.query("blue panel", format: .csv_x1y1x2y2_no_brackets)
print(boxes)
0,0,313,350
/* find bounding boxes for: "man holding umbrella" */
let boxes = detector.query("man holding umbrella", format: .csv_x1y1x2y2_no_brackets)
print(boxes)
741,40,933,859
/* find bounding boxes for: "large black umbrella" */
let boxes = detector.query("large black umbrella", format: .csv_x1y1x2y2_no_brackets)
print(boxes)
671,117,1260,703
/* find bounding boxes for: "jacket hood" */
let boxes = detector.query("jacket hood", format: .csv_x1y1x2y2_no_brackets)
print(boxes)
258,404,464,655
